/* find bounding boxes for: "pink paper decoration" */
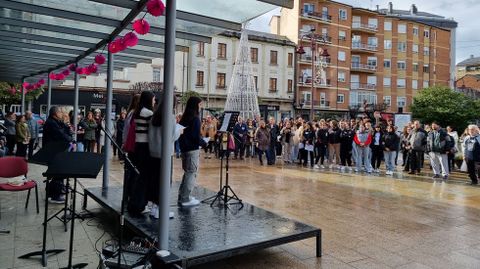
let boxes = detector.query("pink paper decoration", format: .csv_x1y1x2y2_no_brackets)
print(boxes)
57,74,66,80
108,41,121,54
133,19,150,35
87,64,98,74
69,63,77,72
22,82,30,89
95,54,106,65
147,0,165,17
76,67,85,74
26,84,34,90
124,32,138,47
38,79,45,85
34,83,41,89
116,37,127,52
62,69,70,76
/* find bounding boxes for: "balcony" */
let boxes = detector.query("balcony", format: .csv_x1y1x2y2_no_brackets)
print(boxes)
351,42,377,52
301,9,332,23
298,55,331,65
352,22,378,33
300,99,331,109
350,82,376,91
351,63,377,73
300,32,333,44
298,76,332,88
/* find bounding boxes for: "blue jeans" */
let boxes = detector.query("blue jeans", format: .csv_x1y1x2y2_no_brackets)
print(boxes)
355,146,372,172
384,150,396,171
178,150,200,203
174,140,181,157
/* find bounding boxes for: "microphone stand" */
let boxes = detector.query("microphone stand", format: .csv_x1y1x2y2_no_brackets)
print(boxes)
99,124,139,268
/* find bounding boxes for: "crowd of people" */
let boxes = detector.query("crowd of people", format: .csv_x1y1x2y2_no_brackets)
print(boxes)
199,115,480,185
1,111,39,158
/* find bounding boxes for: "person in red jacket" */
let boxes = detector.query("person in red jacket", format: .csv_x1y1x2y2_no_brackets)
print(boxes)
353,124,373,173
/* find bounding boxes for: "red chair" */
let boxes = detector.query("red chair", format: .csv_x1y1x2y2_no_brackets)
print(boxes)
0,157,39,218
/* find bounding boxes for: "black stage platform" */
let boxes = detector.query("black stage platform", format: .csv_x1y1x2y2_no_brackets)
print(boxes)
84,184,321,268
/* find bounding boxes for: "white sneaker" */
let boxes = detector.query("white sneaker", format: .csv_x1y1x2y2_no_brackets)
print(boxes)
374,169,380,173
151,210,175,219
354,168,359,172
340,166,346,172
385,170,392,175
181,198,200,207
320,165,325,169
348,167,353,172
329,164,333,169
169,212,175,219
314,164,320,169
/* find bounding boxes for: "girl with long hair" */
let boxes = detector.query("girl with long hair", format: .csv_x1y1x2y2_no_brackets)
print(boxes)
127,91,155,215
177,96,206,207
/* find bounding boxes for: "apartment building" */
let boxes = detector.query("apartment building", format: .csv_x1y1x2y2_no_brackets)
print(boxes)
456,55,480,78
189,30,296,121
270,0,457,119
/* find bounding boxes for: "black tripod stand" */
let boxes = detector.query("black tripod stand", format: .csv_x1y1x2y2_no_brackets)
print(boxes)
99,124,140,268
202,112,243,208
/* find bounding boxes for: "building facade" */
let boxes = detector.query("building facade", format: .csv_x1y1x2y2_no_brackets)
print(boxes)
270,0,456,119
188,30,296,121
456,55,480,78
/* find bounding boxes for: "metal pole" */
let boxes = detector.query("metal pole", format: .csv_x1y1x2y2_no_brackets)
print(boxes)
310,35,315,121
21,78,25,114
73,64,79,142
103,51,113,191
46,74,52,117
158,0,176,254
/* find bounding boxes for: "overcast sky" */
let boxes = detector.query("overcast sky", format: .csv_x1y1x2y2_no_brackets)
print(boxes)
249,0,478,64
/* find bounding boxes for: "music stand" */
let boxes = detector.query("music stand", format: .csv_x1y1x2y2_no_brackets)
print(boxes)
202,111,243,208
45,152,104,269
19,141,69,266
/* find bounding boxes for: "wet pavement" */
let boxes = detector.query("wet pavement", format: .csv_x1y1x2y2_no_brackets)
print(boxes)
2,153,480,268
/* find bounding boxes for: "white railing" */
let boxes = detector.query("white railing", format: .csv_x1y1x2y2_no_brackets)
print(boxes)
351,42,378,52
352,22,378,32
351,63,377,72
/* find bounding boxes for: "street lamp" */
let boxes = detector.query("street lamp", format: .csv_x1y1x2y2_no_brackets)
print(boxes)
296,27,330,121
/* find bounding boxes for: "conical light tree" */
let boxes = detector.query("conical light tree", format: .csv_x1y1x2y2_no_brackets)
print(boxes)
224,29,260,120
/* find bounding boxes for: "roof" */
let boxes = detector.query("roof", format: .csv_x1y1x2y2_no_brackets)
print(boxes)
0,0,293,83
220,29,296,47
457,57,480,67
378,9,458,29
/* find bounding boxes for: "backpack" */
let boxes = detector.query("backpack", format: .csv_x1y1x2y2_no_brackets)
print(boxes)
123,116,136,153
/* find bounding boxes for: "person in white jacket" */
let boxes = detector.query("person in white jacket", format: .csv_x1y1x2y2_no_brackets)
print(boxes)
148,93,182,219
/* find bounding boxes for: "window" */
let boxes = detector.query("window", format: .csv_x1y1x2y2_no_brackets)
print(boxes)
368,37,378,47
423,65,430,73
197,42,205,56
397,42,407,52
153,68,162,82
384,21,392,31
384,39,392,49
254,76,258,91
397,97,406,108
338,71,346,82
368,18,378,29
413,63,419,72
338,51,346,61
384,59,391,68
383,96,391,106
339,9,347,20
216,73,226,88
287,79,293,93
337,94,345,103
287,53,293,67
367,76,377,86
383,77,391,87
397,78,406,88
217,43,227,59
367,57,377,67
433,31,437,40
269,78,277,92
424,29,430,38
423,46,430,56
250,47,258,63
339,30,346,41
303,3,314,14
270,50,278,65
412,44,419,53
412,79,418,89
433,48,437,57
398,24,407,33
397,61,406,70
196,71,204,86
423,81,429,88
413,27,419,36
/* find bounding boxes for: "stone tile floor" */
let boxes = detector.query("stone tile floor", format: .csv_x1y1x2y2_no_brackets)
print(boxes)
1,154,480,268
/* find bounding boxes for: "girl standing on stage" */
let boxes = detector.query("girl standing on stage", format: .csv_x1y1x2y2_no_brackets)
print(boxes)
178,96,207,207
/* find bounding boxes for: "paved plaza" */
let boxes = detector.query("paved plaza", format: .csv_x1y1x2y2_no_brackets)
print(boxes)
2,155,480,268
